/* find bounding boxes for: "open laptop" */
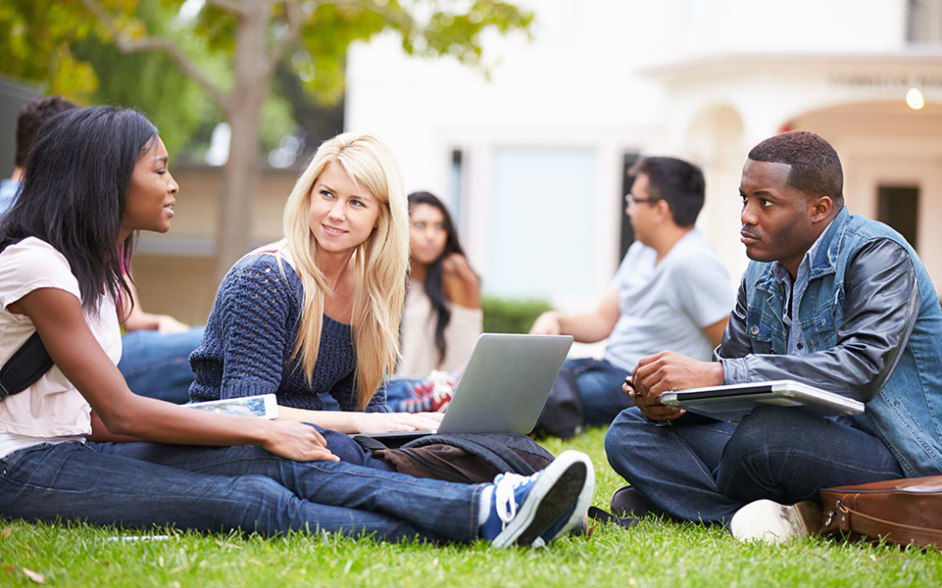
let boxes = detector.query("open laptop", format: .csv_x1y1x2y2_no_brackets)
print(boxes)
660,379,864,423
364,333,573,443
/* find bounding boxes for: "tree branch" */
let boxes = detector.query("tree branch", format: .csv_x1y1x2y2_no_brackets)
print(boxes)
206,0,248,15
80,0,230,111
268,0,305,67
314,0,415,30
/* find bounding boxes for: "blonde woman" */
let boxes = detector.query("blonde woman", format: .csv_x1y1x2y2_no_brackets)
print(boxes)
189,133,441,435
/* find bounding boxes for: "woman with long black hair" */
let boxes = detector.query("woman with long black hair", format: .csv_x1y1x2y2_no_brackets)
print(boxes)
397,191,482,378
0,106,592,545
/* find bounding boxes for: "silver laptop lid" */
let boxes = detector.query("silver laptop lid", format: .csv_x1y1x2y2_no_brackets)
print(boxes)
438,333,573,434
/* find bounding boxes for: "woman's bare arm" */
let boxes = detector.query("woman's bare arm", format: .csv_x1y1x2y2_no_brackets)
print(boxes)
11,287,337,461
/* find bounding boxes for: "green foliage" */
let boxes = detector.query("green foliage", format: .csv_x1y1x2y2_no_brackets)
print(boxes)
482,295,553,334
412,0,535,65
69,1,222,156
259,95,296,154
294,2,390,104
0,0,533,159
2,428,941,587
0,0,112,99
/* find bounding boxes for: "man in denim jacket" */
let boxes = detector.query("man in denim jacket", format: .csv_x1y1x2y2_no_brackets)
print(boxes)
604,131,942,542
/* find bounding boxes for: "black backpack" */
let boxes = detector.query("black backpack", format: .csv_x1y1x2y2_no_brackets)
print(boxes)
533,363,584,439
353,432,638,530
353,432,554,484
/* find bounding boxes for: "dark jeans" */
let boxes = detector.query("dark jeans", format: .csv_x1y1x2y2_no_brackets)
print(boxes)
562,358,632,427
315,426,393,470
0,439,483,542
119,328,204,404
604,405,904,524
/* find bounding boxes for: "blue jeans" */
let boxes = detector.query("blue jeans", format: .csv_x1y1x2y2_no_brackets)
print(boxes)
314,426,393,470
563,358,632,427
604,405,904,524
384,378,424,412
0,440,483,542
118,327,205,404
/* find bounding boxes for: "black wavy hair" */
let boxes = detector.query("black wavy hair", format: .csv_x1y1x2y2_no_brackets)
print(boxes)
629,156,705,226
408,191,472,365
0,106,158,312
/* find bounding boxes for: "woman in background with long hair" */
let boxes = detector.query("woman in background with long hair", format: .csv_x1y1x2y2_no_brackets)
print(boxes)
384,192,482,413
397,191,482,378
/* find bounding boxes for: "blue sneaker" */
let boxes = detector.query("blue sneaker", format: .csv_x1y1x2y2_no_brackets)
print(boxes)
479,450,593,548
533,453,596,546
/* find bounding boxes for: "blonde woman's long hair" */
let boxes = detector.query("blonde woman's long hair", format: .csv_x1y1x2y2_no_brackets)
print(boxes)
282,133,409,410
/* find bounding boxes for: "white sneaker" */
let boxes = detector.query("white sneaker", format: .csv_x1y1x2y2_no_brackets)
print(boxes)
730,499,823,544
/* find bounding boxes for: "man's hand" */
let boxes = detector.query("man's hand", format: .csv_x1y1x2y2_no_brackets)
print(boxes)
622,378,685,421
530,311,561,335
623,351,724,421
633,350,724,397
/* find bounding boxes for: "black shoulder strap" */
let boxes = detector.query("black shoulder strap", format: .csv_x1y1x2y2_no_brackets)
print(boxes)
350,434,391,452
0,332,53,400
587,506,639,530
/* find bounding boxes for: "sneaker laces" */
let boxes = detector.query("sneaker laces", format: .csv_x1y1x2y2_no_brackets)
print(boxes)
492,472,537,525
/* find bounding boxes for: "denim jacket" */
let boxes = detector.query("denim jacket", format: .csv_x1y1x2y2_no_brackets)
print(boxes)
717,207,942,477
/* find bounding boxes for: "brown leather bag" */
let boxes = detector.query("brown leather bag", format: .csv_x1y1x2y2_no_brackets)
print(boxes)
819,476,942,548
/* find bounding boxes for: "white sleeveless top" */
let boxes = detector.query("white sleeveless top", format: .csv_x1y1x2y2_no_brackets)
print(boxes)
0,238,122,457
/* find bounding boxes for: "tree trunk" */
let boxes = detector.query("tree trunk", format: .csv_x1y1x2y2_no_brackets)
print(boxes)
214,0,275,283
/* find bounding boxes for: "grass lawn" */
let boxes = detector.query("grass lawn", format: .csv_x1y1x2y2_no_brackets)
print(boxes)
2,427,940,587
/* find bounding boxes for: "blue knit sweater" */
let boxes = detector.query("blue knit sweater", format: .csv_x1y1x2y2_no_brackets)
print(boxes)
188,253,388,412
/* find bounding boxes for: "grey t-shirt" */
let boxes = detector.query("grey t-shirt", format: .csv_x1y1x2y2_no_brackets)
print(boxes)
603,229,735,372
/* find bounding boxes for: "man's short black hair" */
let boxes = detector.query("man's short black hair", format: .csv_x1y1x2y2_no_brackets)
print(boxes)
747,131,844,202
629,156,705,227
15,96,78,166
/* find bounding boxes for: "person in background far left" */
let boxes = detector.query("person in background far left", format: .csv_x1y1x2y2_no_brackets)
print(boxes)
1,96,201,404
1,96,78,215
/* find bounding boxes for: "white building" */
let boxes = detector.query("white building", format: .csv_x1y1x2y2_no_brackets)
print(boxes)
345,0,942,310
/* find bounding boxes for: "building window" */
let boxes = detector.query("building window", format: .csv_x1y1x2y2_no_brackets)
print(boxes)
450,148,466,233
907,0,942,43
619,152,641,258
877,185,920,250
488,147,599,300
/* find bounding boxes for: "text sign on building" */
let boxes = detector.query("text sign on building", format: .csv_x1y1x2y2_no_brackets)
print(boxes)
828,73,942,88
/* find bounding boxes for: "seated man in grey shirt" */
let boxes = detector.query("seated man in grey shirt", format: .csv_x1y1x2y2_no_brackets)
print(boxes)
530,156,734,433
605,131,942,543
